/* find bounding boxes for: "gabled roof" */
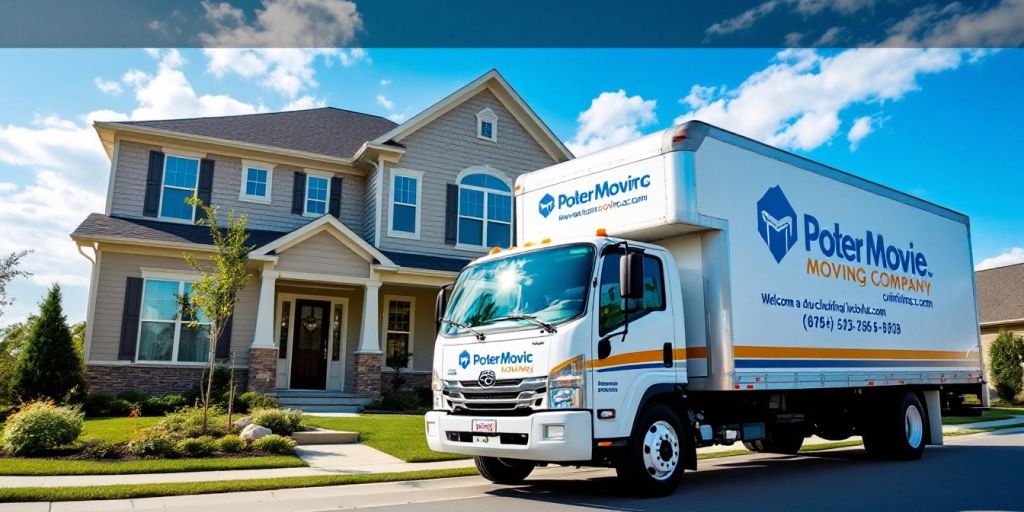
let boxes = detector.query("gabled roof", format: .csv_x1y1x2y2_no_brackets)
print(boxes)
115,108,397,160
976,262,1024,324
373,69,573,163
248,214,395,267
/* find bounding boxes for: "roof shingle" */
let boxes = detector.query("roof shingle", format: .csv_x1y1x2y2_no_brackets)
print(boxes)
976,263,1024,323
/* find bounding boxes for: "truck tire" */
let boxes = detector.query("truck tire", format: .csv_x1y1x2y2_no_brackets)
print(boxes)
475,457,535,484
862,391,927,461
615,403,686,497
742,426,804,454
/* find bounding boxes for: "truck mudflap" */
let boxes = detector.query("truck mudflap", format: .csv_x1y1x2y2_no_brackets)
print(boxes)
425,410,592,462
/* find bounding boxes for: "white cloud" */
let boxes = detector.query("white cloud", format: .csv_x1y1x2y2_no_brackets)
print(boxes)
674,48,969,151
884,0,1024,47
282,95,326,111
706,0,874,37
847,115,874,151
376,94,394,110
976,248,1024,271
566,90,657,156
93,77,122,95
388,113,406,122
380,79,391,86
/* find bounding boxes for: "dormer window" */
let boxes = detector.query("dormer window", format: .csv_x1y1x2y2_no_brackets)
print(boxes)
476,107,497,142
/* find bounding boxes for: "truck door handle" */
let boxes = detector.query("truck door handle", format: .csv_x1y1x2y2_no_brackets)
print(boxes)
663,343,673,368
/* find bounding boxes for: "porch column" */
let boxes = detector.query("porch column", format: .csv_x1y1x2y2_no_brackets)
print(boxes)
354,281,383,398
248,269,279,393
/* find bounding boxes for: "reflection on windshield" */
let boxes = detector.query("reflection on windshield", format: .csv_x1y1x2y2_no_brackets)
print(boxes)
442,244,595,336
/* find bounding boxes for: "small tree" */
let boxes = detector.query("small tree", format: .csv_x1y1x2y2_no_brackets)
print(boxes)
0,250,32,320
11,285,86,403
178,197,252,433
990,330,1024,402
0,320,31,403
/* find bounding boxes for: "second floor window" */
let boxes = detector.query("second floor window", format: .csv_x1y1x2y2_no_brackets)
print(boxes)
390,169,422,237
305,174,329,216
159,155,199,221
241,167,270,202
458,172,511,248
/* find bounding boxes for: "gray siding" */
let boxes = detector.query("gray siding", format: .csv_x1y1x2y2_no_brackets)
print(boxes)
109,141,366,235
274,232,371,278
362,163,381,244
89,251,259,365
378,89,557,258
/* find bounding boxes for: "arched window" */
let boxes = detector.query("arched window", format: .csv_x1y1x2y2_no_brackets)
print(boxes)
457,169,512,248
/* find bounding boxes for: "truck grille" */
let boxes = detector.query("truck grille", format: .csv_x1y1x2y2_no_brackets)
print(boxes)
443,377,546,412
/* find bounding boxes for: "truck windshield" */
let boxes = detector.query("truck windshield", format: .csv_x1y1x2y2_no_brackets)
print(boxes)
442,244,595,337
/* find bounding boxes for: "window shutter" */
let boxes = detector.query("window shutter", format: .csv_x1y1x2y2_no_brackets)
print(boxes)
444,184,459,245
292,171,306,215
196,158,215,216
118,277,144,361
215,312,234,360
329,176,342,218
142,151,164,217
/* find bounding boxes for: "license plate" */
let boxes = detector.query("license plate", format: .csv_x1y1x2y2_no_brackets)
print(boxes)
473,435,491,444
471,419,497,433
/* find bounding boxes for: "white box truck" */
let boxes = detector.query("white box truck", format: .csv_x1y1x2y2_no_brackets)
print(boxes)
425,121,985,496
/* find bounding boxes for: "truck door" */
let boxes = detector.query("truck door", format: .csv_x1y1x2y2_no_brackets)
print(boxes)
591,248,676,439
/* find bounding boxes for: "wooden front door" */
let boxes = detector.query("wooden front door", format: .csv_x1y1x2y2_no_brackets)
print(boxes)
290,299,330,390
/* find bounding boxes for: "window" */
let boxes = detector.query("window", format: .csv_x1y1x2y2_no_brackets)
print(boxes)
138,279,211,362
457,171,512,248
240,163,272,203
476,107,497,142
597,253,666,335
305,174,329,216
159,155,200,221
389,169,422,238
331,303,343,362
384,297,413,369
278,301,291,359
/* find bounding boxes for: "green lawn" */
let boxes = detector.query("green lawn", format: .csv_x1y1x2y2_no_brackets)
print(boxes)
0,455,305,476
0,467,479,503
303,414,468,463
80,416,162,443
943,407,1024,426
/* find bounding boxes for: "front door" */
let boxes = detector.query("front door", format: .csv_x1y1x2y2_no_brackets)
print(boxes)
290,299,330,389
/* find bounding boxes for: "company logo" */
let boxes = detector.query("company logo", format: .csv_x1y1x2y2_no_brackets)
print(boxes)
538,193,555,218
757,185,798,263
477,370,497,387
458,350,470,370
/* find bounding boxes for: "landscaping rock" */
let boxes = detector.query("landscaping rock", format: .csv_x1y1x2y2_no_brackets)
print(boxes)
240,423,271,441
234,416,253,429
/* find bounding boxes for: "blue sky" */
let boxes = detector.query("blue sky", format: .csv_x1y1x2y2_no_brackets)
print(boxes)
0,47,1022,326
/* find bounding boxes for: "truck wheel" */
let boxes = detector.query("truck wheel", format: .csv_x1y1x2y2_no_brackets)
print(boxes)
743,426,804,454
475,457,535,484
615,403,686,497
862,391,927,461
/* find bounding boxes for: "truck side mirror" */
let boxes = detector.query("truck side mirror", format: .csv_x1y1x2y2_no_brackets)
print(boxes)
435,285,450,334
620,252,645,300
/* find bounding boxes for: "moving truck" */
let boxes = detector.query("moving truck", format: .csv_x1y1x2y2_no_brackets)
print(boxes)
425,121,985,495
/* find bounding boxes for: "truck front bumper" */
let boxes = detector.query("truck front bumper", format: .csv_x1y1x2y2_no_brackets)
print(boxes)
424,410,592,462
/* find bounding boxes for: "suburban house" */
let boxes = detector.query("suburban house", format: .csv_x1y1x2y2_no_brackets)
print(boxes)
70,69,572,409
976,262,1024,394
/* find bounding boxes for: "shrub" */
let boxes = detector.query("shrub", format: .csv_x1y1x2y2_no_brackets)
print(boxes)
990,330,1024,401
370,389,428,412
82,440,119,459
252,434,296,454
153,406,227,439
175,435,217,457
126,430,175,457
250,408,303,436
115,390,146,406
216,434,245,453
238,391,277,413
83,392,113,417
107,398,135,417
0,401,84,455
142,394,187,416
10,285,87,403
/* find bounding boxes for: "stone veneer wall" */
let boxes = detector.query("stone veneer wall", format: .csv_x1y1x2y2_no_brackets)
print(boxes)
248,347,278,393
354,352,382,398
380,372,431,394
87,364,250,395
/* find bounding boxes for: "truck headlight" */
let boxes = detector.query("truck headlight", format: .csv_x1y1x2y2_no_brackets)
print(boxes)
548,355,585,409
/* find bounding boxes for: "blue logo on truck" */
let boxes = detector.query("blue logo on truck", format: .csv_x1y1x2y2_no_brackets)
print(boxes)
458,350,470,369
538,193,555,218
757,186,798,263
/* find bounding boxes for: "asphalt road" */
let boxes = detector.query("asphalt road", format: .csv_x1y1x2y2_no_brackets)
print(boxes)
10,429,1024,512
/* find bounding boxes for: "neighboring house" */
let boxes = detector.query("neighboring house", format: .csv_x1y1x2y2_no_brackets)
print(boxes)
71,69,572,407
976,262,1024,393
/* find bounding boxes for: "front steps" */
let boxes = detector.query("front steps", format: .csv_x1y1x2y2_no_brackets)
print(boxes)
272,389,371,413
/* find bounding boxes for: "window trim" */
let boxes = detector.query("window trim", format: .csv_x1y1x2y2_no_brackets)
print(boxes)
596,252,668,336
156,153,201,225
387,168,424,240
134,276,213,365
381,295,416,369
303,170,332,217
455,167,513,250
239,160,275,204
476,107,498,142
